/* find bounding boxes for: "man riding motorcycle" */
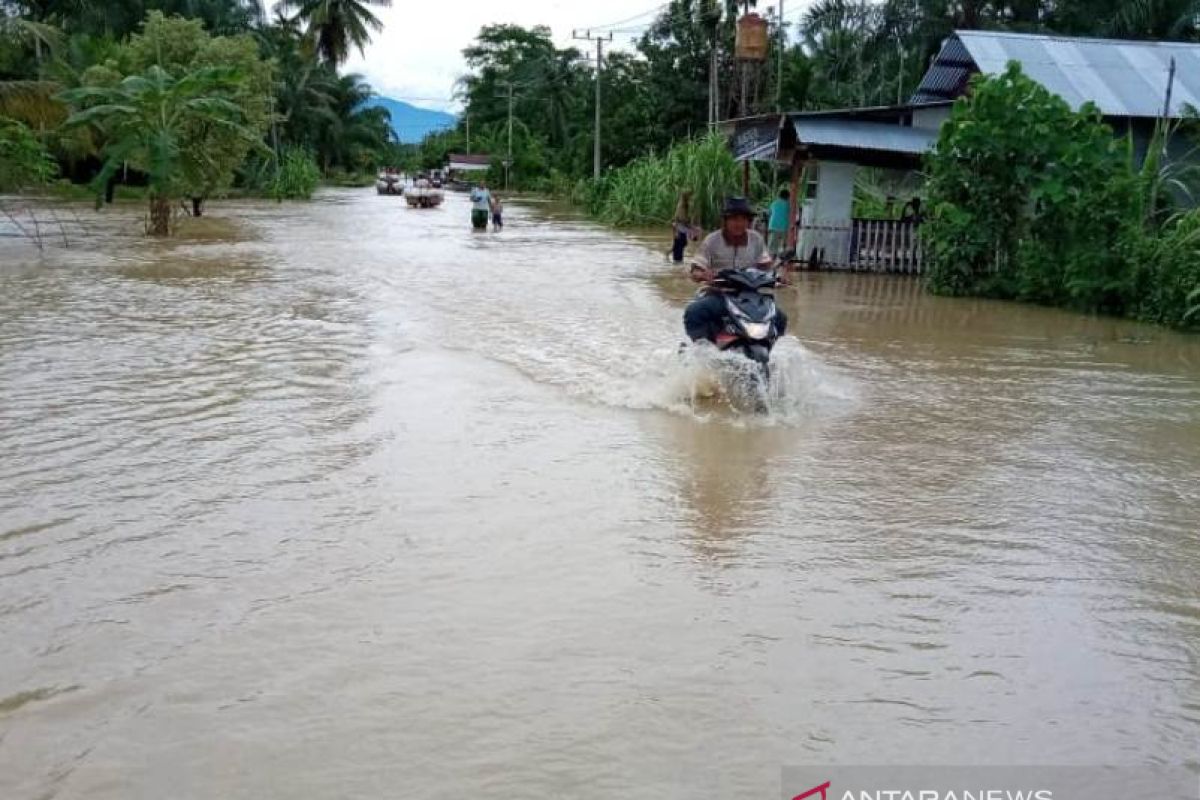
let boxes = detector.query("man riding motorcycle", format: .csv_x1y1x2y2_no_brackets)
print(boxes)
684,196,788,343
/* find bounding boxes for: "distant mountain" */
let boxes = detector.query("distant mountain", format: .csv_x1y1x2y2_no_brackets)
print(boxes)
365,97,456,144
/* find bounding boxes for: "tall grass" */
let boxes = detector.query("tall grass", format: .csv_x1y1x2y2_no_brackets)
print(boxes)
271,147,320,201
587,133,769,229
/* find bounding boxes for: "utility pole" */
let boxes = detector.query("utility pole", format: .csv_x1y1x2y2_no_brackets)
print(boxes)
496,81,514,189
465,115,471,155
574,29,612,180
776,0,784,112
507,81,514,188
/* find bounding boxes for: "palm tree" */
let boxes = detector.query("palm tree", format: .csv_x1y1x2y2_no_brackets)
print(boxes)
60,64,262,235
1107,0,1200,38
280,0,392,66
801,0,882,107
520,49,583,151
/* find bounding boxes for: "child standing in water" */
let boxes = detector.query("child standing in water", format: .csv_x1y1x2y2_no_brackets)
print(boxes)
491,196,504,231
671,190,693,263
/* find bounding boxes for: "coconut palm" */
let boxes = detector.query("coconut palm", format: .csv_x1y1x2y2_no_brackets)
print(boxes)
280,0,392,66
59,64,262,235
801,0,883,107
522,48,584,151
1107,0,1200,38
0,13,62,69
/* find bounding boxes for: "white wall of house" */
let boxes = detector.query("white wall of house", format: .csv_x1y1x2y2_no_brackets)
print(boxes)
799,161,856,262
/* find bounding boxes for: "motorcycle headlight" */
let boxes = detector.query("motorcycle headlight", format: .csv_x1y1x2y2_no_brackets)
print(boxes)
742,322,771,340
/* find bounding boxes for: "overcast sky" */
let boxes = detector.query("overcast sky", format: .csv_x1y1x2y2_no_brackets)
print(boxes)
342,0,806,115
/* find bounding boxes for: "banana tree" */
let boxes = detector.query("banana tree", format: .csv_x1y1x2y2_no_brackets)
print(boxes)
59,64,262,235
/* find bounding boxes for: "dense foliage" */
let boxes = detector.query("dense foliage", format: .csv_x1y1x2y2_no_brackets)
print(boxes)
924,64,1200,328
438,0,1200,194
62,63,263,233
1,0,397,232
584,133,769,229
0,114,55,190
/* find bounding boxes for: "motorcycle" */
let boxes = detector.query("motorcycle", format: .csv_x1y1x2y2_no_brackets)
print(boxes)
685,267,786,412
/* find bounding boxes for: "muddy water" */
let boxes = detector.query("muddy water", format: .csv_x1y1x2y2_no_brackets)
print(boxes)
2,190,1199,799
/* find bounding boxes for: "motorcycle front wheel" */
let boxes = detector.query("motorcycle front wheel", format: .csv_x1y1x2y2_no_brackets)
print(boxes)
726,356,770,415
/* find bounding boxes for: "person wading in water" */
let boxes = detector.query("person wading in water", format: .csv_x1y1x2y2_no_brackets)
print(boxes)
470,180,492,231
670,190,694,263
766,188,791,257
491,195,504,231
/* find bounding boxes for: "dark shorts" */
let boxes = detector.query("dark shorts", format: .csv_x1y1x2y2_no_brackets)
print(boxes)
471,209,488,229
672,231,688,262
492,212,503,226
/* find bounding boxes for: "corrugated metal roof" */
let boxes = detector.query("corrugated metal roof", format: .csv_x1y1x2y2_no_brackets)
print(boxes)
912,31,1200,118
790,117,939,155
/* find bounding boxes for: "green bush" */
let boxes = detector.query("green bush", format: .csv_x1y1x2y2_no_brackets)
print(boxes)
271,147,320,200
925,63,1137,307
924,62,1199,327
0,116,57,192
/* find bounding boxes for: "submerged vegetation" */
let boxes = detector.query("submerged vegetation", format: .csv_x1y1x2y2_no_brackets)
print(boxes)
271,146,321,199
2,0,1199,322
1,0,397,234
924,64,1200,329
61,54,267,234
0,114,55,191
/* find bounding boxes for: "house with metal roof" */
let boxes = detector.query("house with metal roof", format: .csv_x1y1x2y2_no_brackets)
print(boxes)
729,30,1200,273
913,30,1198,119
913,30,1199,162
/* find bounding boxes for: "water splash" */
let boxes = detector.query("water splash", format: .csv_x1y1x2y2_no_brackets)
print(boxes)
554,334,856,424
665,336,856,424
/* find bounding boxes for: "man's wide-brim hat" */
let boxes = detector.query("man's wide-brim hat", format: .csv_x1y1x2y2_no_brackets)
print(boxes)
721,196,755,218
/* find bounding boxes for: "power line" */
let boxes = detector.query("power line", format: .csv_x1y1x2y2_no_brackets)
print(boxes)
582,3,669,32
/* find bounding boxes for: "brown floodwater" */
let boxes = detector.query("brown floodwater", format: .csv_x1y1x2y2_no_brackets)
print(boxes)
2,190,1199,799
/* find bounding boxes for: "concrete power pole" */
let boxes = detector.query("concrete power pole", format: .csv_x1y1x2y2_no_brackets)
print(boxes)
573,29,613,180
507,83,514,189
496,82,514,190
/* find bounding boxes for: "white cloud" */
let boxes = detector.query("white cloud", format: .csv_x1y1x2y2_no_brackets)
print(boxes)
344,0,684,112
342,0,810,112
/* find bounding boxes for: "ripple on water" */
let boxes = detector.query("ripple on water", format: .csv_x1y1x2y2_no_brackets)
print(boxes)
1,191,1199,797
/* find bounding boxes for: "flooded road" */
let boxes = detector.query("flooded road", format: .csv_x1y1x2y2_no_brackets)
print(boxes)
2,190,1199,799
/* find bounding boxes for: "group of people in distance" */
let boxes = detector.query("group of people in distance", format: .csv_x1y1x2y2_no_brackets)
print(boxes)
469,181,504,232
